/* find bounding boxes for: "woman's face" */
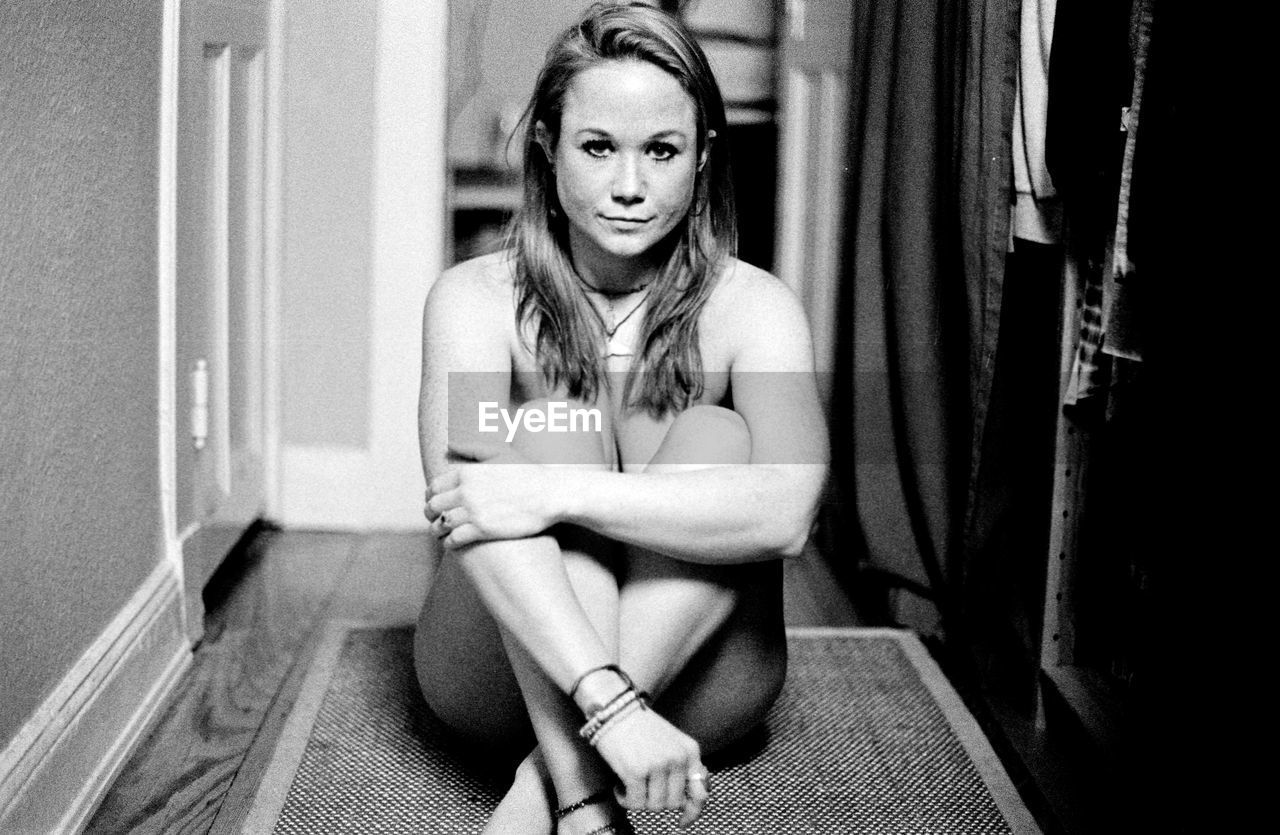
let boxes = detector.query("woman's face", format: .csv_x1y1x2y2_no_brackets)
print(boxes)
544,59,701,283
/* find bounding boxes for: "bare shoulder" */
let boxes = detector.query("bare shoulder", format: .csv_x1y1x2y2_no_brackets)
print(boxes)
422,250,519,372
707,258,801,315
704,258,813,370
706,258,808,331
427,249,517,317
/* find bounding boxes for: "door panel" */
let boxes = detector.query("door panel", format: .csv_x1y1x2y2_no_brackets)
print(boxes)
774,0,853,384
175,0,270,638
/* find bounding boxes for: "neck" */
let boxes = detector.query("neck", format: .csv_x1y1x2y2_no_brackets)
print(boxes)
567,229,661,295
579,275,649,297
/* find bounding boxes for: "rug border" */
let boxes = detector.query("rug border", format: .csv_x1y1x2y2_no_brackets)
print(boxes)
239,620,359,834
789,627,1041,835
242,623,1040,835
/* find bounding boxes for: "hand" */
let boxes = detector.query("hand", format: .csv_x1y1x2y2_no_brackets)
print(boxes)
591,706,710,828
424,451,566,548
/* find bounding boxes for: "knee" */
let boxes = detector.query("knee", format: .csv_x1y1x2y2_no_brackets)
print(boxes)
507,397,612,467
649,405,750,469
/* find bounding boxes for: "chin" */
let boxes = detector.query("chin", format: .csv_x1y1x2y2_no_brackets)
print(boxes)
601,235,662,259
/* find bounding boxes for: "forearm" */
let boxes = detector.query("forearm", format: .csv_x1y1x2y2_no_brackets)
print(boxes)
560,464,826,564
451,535,611,693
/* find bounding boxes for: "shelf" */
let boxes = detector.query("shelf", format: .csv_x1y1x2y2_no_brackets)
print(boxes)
453,183,521,211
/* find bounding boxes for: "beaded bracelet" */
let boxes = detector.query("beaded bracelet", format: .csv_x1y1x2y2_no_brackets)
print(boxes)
579,688,641,739
584,696,647,747
553,787,613,822
579,688,652,745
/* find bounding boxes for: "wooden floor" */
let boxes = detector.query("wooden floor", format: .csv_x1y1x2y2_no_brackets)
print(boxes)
85,529,860,834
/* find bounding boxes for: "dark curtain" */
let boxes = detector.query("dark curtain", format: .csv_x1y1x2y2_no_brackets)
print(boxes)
827,0,1020,640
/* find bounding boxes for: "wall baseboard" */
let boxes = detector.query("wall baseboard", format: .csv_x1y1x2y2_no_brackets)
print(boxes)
0,561,191,833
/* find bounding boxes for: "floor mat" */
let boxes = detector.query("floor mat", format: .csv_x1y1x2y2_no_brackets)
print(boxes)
242,624,1038,834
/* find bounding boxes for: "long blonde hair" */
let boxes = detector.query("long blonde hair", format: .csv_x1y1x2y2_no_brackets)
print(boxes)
511,2,736,415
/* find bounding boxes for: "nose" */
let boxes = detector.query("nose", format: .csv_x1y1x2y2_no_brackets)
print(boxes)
611,154,645,205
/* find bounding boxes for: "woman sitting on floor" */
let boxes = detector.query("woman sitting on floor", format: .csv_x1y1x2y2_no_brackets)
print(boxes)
415,3,828,833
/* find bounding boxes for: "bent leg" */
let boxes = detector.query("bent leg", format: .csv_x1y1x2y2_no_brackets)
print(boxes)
415,398,626,833
415,397,618,737
617,406,787,753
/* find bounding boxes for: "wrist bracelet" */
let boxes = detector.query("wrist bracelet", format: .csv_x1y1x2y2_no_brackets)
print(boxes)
579,688,640,739
584,697,647,747
568,663,635,704
579,688,652,744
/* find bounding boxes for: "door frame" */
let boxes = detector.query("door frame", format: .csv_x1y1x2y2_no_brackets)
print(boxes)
158,0,285,637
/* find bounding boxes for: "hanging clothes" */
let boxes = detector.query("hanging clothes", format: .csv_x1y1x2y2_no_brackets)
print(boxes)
1048,0,1130,410
1101,0,1153,364
1011,0,1061,246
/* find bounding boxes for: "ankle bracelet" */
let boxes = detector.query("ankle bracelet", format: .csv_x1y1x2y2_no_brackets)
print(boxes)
553,787,613,821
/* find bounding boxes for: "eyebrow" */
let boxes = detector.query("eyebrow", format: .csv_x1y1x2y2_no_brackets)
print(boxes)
573,128,690,141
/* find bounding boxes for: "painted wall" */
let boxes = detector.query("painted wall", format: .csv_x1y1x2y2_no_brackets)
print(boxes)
448,0,589,169
279,0,378,447
0,0,163,745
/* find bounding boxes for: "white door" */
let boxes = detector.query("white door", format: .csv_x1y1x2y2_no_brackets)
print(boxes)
774,0,854,384
175,0,273,639
276,0,448,531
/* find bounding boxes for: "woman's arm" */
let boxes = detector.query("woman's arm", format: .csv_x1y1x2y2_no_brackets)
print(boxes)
419,260,614,685
431,269,829,563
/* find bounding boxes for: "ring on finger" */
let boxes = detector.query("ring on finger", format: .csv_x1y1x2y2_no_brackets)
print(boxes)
687,771,709,790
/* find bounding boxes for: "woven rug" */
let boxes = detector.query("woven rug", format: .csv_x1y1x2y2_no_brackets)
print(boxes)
241,624,1038,834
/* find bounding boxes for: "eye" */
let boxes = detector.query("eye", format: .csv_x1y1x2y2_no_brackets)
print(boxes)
582,139,613,158
648,142,679,161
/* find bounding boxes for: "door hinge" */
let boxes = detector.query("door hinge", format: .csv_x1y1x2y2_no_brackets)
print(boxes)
191,359,209,451
787,0,806,42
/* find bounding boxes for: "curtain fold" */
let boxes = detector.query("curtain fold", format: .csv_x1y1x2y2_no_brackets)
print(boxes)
832,0,1019,638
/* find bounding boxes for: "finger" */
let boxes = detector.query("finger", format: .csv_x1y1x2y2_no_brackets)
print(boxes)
666,766,686,811
615,778,645,811
425,490,459,521
432,507,465,540
645,770,669,812
427,470,460,495
679,762,710,828
443,523,481,550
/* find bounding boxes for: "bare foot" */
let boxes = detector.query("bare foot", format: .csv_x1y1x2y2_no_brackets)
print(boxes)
482,750,555,835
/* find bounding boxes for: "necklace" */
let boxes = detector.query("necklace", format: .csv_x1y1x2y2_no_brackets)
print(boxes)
589,287,649,337
578,279,650,337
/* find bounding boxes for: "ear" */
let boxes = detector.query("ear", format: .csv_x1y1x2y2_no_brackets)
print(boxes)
698,128,717,171
534,120,555,166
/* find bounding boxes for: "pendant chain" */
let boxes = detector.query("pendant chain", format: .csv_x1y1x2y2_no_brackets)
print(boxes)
579,279,650,338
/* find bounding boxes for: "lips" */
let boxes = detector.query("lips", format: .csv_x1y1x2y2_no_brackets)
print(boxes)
602,215,652,224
